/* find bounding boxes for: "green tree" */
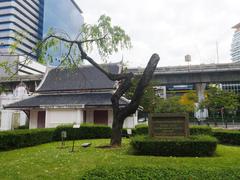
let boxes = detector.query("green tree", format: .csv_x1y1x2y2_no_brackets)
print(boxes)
39,15,159,147
125,79,161,113
201,87,239,117
179,91,198,113
154,96,190,113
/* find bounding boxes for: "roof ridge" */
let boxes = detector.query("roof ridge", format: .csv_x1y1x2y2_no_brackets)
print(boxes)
53,62,121,70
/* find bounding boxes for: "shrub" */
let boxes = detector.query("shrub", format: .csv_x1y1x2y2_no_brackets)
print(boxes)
190,125,212,135
0,128,54,151
121,128,128,137
52,123,112,141
82,166,240,180
134,124,148,135
213,129,240,145
16,125,29,129
130,135,217,157
134,125,212,136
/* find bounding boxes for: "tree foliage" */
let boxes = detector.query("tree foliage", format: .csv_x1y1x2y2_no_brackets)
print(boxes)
81,15,131,59
126,81,198,114
38,15,131,66
154,96,187,113
125,79,161,113
201,87,239,115
179,91,198,113
154,92,197,114
38,14,159,146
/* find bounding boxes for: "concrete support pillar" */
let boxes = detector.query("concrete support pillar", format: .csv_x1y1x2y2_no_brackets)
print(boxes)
76,109,84,125
196,83,206,103
195,83,208,120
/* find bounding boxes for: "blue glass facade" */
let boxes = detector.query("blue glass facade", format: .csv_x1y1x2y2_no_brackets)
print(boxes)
43,0,83,65
0,0,44,59
43,0,83,39
0,0,83,60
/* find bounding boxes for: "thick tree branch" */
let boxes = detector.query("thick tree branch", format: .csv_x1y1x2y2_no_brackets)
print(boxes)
42,34,133,82
62,43,74,63
119,54,160,119
79,34,108,44
111,73,133,112
42,35,78,44
77,42,133,81
42,34,107,47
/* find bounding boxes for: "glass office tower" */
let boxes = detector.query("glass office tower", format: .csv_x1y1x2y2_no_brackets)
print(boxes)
43,0,83,39
231,23,240,62
0,0,44,59
43,0,83,64
0,0,83,60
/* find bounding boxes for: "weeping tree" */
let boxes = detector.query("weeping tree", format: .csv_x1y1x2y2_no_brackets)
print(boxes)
39,15,159,146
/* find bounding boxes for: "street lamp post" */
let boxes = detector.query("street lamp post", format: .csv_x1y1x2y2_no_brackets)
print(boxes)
185,54,191,72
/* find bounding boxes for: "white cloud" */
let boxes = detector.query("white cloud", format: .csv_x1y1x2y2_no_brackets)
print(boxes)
76,0,240,67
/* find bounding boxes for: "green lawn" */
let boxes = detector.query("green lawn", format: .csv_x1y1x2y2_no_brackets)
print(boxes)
0,139,239,179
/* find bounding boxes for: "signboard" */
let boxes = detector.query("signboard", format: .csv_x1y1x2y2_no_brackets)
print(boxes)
148,113,189,137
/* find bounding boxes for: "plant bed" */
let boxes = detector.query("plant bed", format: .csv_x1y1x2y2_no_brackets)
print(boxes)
213,129,240,145
190,125,212,135
134,124,212,136
130,135,217,157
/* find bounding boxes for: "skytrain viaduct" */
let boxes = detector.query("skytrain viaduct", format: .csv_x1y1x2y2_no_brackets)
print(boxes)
129,62,240,119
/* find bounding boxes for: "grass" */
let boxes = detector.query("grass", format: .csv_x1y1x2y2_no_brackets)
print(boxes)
0,138,239,179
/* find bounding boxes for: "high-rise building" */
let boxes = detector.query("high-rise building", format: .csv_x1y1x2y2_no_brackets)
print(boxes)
0,0,44,59
0,0,83,130
43,0,83,39
43,0,83,64
231,23,240,62
0,0,83,60
0,0,83,74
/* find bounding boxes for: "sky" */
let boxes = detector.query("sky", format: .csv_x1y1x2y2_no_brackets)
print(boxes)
75,0,240,67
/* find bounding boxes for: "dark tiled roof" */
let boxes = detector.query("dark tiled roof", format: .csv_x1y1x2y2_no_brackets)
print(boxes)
4,93,128,109
37,64,120,92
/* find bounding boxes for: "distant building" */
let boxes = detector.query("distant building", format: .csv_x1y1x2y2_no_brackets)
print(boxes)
0,74,44,131
231,23,240,62
43,0,83,38
220,82,240,93
224,22,240,93
0,0,44,59
154,86,166,99
0,0,83,61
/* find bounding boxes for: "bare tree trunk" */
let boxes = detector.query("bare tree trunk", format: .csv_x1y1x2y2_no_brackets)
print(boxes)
110,54,160,146
110,114,124,146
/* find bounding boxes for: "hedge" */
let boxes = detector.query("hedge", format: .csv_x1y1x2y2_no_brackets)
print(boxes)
134,124,148,135
0,128,54,151
52,124,112,141
190,126,212,135
134,124,212,136
82,166,240,180
213,129,240,145
0,124,112,151
130,135,217,156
